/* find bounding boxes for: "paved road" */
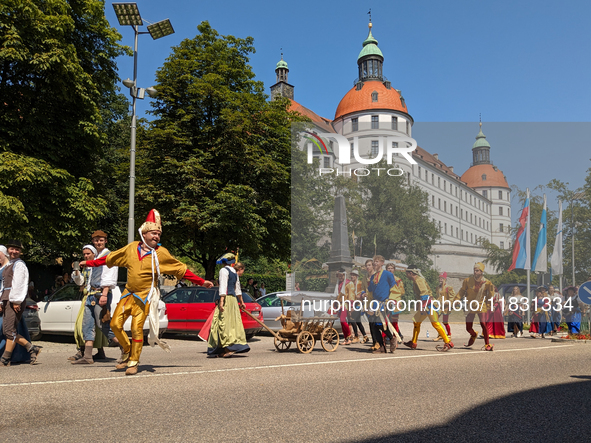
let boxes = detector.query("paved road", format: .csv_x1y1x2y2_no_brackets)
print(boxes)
0,324,589,442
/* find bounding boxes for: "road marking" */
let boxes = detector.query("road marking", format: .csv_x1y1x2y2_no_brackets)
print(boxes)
0,344,575,388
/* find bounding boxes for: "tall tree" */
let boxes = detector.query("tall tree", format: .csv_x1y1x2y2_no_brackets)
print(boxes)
138,22,305,279
0,0,128,257
358,160,440,268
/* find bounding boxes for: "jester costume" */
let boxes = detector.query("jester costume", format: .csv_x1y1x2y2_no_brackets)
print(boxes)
84,210,207,375
458,262,495,350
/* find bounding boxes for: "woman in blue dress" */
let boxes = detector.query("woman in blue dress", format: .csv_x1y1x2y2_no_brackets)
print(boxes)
0,245,32,363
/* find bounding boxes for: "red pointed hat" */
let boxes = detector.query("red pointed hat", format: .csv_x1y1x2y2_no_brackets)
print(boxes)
140,209,162,233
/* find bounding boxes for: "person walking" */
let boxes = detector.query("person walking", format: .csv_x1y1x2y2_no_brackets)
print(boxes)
345,270,368,343
403,265,453,352
0,240,42,366
335,269,353,345
505,286,524,338
0,245,34,364
368,256,398,354
433,272,457,341
69,243,116,364
81,210,212,375
385,263,405,341
458,262,495,351
207,256,250,357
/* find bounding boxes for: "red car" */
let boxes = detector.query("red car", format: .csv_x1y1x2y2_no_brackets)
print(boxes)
162,286,263,340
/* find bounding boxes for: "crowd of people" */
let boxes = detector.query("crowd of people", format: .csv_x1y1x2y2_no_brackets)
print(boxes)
1,219,588,371
330,258,588,353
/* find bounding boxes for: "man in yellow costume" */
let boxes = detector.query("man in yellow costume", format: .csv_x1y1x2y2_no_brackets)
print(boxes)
457,262,495,351
385,263,405,341
403,265,453,352
82,209,213,375
433,272,459,342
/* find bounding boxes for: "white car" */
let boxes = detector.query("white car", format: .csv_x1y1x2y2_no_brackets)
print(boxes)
256,291,342,332
37,283,168,337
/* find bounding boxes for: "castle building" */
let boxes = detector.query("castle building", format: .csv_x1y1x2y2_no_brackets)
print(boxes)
276,21,511,281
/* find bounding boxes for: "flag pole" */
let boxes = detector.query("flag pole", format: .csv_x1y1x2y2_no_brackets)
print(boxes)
526,188,531,322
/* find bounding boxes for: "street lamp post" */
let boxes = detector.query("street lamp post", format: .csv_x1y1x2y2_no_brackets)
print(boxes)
113,3,174,244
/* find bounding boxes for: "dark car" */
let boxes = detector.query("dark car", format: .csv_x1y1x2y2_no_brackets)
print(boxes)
22,297,42,340
162,286,263,340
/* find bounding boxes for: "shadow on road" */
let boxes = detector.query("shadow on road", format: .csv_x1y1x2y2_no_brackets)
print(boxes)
350,377,591,442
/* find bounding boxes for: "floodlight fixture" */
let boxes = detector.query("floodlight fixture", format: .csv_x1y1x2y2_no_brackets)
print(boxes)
147,19,175,40
122,77,135,88
113,2,142,26
145,87,158,98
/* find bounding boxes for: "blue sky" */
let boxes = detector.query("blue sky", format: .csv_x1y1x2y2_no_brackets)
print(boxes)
106,0,591,219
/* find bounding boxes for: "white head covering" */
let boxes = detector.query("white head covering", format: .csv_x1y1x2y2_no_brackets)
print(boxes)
0,245,7,256
82,244,97,256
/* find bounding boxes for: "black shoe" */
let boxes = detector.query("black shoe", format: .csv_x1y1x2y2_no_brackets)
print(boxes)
93,349,107,360
29,345,42,365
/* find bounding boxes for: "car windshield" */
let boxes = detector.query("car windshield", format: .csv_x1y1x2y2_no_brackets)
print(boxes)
162,287,256,304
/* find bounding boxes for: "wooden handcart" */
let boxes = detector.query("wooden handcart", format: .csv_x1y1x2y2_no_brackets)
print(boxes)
241,292,340,353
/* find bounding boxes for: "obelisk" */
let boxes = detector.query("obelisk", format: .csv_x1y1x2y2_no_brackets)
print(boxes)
326,195,353,292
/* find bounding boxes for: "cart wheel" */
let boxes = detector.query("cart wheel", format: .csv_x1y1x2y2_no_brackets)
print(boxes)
296,331,315,354
274,337,292,352
320,327,340,352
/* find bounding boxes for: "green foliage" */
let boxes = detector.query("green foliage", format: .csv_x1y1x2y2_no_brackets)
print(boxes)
303,277,328,292
547,179,590,285
0,0,128,259
0,152,106,261
241,275,285,294
485,271,532,288
0,0,128,174
138,22,305,279
349,160,439,268
290,122,334,264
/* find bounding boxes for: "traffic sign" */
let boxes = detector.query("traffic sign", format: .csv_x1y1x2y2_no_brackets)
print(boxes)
578,281,591,304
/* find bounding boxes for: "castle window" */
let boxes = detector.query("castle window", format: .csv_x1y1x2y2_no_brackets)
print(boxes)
444,201,447,212
432,196,435,206
418,166,421,178
371,115,379,129
392,116,398,130
483,190,488,198
371,140,379,156
499,207,503,216
456,227,458,238
438,177,441,188
351,142,354,156
432,173,434,185
498,190,503,200
445,223,447,235
352,118,358,132
482,174,487,181
406,121,411,135
372,91,378,102
438,198,441,210
444,180,447,191
401,96,406,107
500,241,505,249
500,223,504,233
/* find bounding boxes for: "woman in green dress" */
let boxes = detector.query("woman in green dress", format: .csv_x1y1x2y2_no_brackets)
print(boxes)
207,254,250,358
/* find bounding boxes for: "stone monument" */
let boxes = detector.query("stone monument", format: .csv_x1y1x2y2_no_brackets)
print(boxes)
325,195,354,292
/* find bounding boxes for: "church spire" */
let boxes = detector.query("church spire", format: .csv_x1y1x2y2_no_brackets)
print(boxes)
472,119,491,165
270,50,294,100
357,19,384,83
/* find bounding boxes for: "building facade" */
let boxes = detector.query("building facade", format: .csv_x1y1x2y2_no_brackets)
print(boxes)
277,22,511,283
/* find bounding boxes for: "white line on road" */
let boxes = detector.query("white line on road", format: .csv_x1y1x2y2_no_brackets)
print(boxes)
0,344,574,388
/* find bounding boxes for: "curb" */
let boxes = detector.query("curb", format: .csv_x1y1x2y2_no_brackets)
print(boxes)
551,338,588,344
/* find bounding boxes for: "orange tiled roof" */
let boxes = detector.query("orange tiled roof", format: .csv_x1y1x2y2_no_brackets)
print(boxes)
413,146,461,180
334,80,408,120
289,99,335,133
461,164,510,189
